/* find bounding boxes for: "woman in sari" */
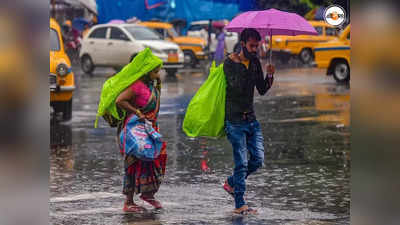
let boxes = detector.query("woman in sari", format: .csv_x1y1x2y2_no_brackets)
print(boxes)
115,65,166,212
95,49,166,213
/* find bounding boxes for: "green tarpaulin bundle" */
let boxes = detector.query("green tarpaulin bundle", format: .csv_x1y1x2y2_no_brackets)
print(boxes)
94,48,163,128
182,62,226,138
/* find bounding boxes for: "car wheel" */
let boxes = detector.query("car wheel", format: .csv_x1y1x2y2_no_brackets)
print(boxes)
279,53,290,64
113,66,123,72
81,55,95,74
62,99,72,121
183,50,197,68
299,48,313,64
333,60,350,84
130,54,138,62
166,68,177,77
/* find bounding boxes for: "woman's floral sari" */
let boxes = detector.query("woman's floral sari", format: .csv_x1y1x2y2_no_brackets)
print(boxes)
121,81,167,195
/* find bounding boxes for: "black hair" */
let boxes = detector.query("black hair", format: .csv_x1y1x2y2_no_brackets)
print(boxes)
240,28,261,43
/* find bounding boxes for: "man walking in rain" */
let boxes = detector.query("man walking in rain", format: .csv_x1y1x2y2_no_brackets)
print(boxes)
223,28,274,214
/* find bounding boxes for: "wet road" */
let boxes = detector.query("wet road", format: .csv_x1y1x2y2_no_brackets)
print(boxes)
50,63,350,225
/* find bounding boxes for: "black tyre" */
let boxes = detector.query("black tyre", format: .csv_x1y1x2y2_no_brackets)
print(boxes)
166,68,177,77
299,48,313,64
130,54,138,62
81,54,95,74
279,53,290,64
62,99,72,121
332,60,350,84
113,66,123,72
183,50,197,68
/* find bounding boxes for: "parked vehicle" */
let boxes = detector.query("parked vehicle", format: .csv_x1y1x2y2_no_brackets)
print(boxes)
50,18,75,121
187,20,239,54
270,20,340,64
313,25,350,83
79,24,184,76
139,21,206,68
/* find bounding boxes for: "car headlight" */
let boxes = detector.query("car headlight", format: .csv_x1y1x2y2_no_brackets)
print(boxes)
144,45,163,54
275,38,282,42
56,63,71,77
177,48,183,55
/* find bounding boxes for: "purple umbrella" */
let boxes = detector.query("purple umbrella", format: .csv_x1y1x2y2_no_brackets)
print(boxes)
226,8,318,64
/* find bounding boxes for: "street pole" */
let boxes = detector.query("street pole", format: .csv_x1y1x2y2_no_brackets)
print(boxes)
51,0,56,18
208,19,212,57
269,32,272,65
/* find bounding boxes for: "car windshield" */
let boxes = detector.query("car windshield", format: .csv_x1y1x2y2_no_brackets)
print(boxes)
124,26,161,40
50,28,60,51
339,27,349,39
168,27,178,38
314,26,323,35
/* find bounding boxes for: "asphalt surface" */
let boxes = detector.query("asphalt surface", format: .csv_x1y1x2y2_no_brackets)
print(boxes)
50,62,350,225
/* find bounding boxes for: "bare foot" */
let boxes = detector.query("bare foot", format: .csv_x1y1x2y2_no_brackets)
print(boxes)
123,201,146,213
140,195,163,209
233,205,258,215
223,180,234,197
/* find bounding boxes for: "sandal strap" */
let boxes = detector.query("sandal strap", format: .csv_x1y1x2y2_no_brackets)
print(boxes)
241,208,257,215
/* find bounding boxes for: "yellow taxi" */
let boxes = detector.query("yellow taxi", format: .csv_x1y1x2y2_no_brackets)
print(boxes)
139,21,207,67
271,20,339,64
50,18,75,120
313,25,350,83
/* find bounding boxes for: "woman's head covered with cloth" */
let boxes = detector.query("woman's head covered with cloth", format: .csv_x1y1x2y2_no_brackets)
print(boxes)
95,48,163,127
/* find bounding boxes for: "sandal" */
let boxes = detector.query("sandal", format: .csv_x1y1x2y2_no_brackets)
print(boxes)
140,195,163,209
123,202,146,213
233,205,258,215
223,180,234,198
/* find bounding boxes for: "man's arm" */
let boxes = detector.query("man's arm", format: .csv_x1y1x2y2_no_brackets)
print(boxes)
254,60,271,95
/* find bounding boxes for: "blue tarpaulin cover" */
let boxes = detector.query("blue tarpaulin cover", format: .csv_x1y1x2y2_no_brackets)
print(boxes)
96,0,242,28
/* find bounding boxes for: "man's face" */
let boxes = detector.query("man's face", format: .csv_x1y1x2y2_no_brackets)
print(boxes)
242,37,259,54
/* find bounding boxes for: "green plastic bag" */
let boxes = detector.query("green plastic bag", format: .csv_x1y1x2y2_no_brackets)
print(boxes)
182,62,226,138
94,48,163,128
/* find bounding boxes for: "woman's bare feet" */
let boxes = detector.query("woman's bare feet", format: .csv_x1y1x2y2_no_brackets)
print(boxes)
233,205,258,215
140,194,162,209
123,201,146,213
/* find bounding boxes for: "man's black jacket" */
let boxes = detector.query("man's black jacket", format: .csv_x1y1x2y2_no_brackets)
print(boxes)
223,56,271,122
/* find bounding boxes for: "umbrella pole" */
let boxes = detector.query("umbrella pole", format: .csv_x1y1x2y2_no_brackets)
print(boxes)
269,33,272,65
268,33,273,87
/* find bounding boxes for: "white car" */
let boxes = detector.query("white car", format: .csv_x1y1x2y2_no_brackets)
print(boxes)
187,20,239,53
79,24,184,76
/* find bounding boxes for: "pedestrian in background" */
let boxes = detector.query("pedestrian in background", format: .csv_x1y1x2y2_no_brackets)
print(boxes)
82,23,90,38
222,28,275,215
214,27,226,65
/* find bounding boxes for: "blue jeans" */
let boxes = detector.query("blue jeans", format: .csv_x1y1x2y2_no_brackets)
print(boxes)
225,120,265,209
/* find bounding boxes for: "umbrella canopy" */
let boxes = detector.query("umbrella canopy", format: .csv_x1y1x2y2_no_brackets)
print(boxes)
212,21,225,28
77,0,98,15
107,19,125,24
226,8,317,36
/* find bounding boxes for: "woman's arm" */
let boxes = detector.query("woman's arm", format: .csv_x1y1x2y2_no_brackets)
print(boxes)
115,87,146,120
